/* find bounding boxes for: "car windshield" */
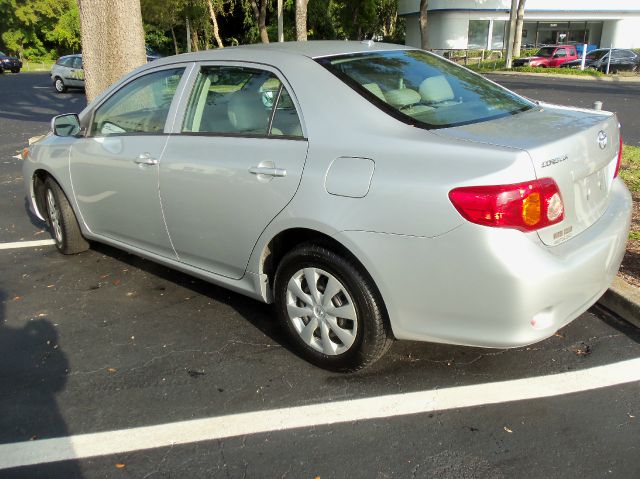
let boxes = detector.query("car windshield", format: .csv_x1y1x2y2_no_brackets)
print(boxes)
317,50,533,129
0,51,5,56
586,50,609,60
534,47,556,57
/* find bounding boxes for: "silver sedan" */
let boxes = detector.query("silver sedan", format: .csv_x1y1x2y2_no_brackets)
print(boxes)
23,41,632,371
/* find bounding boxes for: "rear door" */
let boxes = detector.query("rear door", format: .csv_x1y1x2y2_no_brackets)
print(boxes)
159,63,308,279
68,56,84,87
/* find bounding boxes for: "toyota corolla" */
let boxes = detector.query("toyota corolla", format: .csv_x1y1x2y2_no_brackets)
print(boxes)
23,41,632,372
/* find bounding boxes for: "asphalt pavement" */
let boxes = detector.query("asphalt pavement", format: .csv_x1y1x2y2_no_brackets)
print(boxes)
0,72,639,478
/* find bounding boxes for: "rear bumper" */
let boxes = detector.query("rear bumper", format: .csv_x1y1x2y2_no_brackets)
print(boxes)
335,180,632,348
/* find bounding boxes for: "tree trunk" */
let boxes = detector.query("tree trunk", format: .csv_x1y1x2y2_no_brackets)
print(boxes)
505,0,518,68
250,0,269,43
419,0,428,50
186,16,191,52
295,0,308,41
207,0,224,48
77,0,147,102
192,29,200,52
277,0,283,42
171,27,179,55
513,0,526,57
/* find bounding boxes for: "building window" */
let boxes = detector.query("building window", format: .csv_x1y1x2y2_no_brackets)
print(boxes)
491,20,506,49
468,20,490,49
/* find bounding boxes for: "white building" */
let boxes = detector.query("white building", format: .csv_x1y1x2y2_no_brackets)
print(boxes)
399,0,640,50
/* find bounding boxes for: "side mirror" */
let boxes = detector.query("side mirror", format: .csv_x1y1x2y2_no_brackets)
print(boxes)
51,113,82,137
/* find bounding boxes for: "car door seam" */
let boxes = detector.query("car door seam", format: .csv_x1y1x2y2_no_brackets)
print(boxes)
156,135,180,261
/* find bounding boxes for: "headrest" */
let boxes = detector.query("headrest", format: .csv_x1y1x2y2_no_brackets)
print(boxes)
419,76,455,103
227,93,268,133
384,88,421,108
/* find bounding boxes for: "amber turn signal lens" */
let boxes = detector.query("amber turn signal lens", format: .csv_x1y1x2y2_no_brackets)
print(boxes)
22,147,29,160
522,192,541,226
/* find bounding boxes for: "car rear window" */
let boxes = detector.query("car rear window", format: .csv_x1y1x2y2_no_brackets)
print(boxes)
317,50,533,129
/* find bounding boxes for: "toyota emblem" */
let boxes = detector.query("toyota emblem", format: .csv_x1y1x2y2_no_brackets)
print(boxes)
597,130,608,150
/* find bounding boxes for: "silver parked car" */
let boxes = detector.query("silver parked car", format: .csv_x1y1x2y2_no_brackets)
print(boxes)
24,42,631,371
51,54,84,93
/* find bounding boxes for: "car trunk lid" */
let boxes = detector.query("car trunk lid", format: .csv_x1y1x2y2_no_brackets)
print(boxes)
434,103,621,246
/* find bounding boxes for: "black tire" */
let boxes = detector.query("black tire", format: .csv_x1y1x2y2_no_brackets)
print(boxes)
11,68,20,73
274,243,393,372
53,77,66,93
42,177,89,255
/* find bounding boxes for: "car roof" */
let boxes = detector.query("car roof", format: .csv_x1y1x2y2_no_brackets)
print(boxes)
235,40,413,58
58,54,81,60
155,40,412,65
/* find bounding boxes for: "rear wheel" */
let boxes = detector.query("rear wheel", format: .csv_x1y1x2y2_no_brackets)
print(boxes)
274,243,393,372
43,177,89,254
11,68,20,73
54,77,66,93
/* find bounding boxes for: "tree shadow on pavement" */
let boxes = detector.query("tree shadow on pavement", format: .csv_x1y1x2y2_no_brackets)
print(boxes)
593,303,640,345
0,74,86,124
88,242,295,357
0,289,85,478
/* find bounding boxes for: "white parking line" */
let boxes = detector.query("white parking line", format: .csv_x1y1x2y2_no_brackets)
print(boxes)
1,357,639,470
0,239,55,250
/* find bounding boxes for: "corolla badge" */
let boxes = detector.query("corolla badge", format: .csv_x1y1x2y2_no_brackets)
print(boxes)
541,154,568,168
597,130,608,150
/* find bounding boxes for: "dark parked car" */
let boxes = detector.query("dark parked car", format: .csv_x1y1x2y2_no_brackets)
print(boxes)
561,48,639,73
0,51,22,73
146,46,162,62
513,45,578,68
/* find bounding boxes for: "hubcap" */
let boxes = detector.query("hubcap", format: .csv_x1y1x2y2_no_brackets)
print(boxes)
55,79,63,92
286,267,357,355
46,189,63,244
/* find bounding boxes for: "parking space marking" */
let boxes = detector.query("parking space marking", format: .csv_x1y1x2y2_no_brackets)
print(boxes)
1,357,639,470
0,239,55,250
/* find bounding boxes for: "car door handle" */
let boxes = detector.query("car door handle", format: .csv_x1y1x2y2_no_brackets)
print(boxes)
134,153,158,166
248,166,286,177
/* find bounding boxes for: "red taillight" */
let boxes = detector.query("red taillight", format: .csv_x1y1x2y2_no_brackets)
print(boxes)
614,135,622,178
449,178,564,232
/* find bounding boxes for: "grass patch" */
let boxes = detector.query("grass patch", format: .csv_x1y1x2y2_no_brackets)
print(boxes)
468,61,605,76
620,144,640,195
507,66,604,76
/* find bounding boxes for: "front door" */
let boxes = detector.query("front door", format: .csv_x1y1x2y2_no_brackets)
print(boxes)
70,66,187,258
160,64,308,279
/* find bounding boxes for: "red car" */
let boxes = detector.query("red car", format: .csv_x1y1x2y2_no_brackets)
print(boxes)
513,45,578,68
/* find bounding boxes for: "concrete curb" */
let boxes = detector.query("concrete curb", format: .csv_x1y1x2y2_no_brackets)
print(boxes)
484,71,640,83
598,276,640,328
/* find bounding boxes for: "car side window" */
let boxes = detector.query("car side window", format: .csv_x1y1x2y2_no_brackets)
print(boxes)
72,57,83,69
555,49,566,57
91,68,184,136
59,57,73,67
182,65,303,137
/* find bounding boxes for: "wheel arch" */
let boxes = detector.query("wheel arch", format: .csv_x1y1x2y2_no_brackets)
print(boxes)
32,169,67,220
258,227,391,331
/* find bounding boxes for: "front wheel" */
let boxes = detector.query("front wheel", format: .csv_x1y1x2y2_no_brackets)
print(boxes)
11,68,20,73
43,177,89,255
54,77,66,93
274,243,393,372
